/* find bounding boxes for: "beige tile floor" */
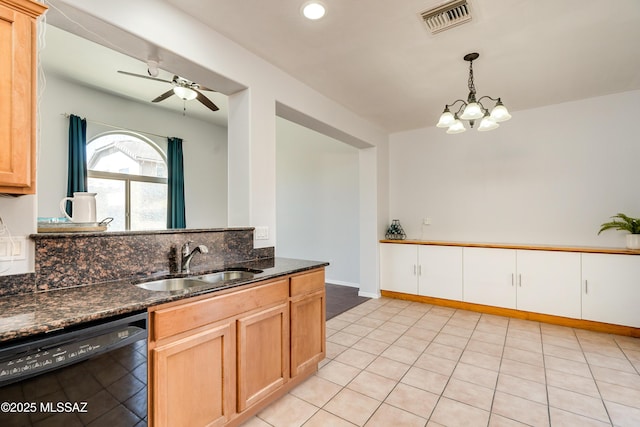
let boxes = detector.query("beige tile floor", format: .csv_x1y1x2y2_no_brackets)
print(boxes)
240,297,640,427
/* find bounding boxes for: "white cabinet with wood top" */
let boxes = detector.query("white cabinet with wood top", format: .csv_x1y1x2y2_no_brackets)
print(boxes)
380,241,640,333
582,253,640,328
463,247,517,309
380,243,463,301
463,247,581,318
516,249,581,318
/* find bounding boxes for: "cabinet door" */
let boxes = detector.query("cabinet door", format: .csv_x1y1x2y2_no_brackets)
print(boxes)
380,243,418,294
0,1,44,194
516,250,581,318
237,302,289,411
291,289,325,377
418,246,463,300
582,253,640,327
150,321,235,427
463,247,516,308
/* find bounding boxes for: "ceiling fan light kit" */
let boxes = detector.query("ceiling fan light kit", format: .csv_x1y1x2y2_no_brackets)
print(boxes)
117,70,219,112
436,52,511,134
173,86,197,101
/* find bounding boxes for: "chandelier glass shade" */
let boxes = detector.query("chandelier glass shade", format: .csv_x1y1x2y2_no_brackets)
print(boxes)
436,52,511,133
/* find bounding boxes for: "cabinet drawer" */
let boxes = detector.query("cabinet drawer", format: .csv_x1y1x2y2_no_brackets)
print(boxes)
151,279,288,341
290,269,325,297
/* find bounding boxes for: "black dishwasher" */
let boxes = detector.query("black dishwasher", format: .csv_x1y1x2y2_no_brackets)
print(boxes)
0,311,148,426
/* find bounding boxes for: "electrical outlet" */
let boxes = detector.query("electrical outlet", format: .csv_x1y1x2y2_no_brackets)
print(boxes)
254,226,269,240
0,237,26,261
423,217,432,225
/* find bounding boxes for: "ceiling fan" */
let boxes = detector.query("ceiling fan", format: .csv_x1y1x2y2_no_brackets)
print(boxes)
117,70,219,112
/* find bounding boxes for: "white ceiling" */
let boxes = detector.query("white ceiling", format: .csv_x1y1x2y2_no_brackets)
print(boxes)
43,0,640,134
41,25,229,127
164,0,640,133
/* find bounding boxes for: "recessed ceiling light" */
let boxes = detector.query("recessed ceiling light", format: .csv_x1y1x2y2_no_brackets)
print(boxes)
302,1,326,20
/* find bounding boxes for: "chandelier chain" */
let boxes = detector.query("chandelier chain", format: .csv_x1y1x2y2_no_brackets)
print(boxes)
467,60,476,96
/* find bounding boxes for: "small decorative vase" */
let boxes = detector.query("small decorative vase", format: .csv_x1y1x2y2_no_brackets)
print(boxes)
385,219,406,240
626,234,640,250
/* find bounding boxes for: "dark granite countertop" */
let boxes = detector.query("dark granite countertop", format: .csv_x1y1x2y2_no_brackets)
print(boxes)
0,258,328,343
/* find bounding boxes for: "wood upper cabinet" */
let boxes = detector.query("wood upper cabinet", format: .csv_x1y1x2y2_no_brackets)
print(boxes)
0,0,46,194
290,269,326,377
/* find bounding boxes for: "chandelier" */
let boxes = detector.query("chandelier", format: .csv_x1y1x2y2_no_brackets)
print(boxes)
436,52,511,134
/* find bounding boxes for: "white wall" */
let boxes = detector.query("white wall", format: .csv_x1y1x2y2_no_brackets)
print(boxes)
39,0,387,293
38,73,228,229
276,118,360,287
2,0,387,284
388,90,640,249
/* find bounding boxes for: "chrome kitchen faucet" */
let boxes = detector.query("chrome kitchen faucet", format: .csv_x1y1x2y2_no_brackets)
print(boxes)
180,241,209,274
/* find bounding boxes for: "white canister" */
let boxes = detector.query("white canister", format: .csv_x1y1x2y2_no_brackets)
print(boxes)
60,192,97,223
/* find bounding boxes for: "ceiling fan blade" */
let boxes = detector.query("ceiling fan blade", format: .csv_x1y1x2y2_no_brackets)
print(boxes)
152,89,175,103
195,90,219,111
117,70,173,84
194,84,216,92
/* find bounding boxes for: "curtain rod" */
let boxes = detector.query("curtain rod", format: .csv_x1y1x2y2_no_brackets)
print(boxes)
61,113,184,141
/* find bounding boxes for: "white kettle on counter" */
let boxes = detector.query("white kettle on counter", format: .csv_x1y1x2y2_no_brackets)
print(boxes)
60,192,97,223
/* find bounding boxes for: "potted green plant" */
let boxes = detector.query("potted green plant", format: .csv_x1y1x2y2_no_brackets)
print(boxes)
598,213,640,250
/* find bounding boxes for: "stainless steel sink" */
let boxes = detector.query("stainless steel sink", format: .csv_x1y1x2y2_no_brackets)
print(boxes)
135,277,208,292
135,269,263,292
194,269,261,283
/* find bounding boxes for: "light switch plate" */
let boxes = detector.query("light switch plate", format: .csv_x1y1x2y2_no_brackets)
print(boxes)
254,226,269,240
0,237,26,261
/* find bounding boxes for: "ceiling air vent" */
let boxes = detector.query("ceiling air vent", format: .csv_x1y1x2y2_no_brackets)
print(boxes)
420,0,472,34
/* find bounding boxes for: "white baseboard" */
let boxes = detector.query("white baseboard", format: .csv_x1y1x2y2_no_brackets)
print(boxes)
325,279,360,288
358,290,380,299
325,279,380,299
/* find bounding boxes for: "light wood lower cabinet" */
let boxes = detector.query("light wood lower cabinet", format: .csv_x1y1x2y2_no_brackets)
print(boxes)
290,269,326,377
237,302,289,411
148,268,326,427
151,321,234,427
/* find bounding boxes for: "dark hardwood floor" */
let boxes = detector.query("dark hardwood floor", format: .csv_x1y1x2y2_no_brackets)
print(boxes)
325,283,370,320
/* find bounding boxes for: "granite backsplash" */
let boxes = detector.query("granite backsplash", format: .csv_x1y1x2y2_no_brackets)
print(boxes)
0,228,273,297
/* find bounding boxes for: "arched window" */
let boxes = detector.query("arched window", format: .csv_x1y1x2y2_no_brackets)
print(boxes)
87,131,168,231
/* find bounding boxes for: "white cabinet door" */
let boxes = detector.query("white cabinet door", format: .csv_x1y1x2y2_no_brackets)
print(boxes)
516,250,581,318
582,253,640,328
380,244,418,294
463,247,516,309
418,246,463,301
